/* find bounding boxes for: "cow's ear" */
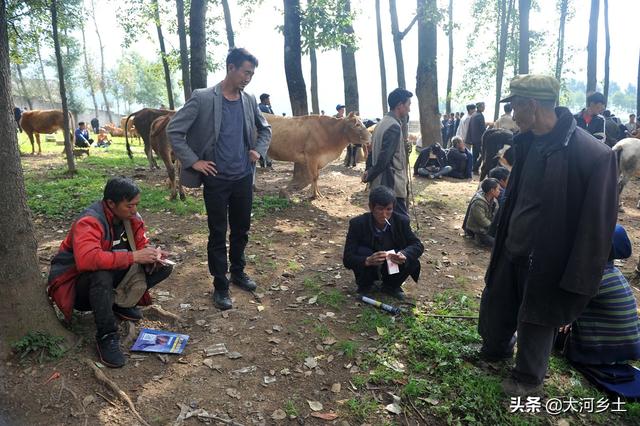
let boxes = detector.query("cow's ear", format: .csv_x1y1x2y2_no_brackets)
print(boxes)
347,112,355,118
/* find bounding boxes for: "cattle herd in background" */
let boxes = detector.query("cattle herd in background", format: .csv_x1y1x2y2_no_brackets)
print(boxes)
15,106,640,207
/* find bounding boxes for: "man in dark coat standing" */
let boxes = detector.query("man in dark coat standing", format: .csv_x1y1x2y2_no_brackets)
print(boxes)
478,75,618,396
466,101,486,174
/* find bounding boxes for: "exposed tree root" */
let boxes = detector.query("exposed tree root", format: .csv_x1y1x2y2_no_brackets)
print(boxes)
143,304,182,323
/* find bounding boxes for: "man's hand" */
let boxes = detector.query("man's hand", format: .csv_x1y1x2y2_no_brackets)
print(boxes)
387,251,406,265
192,160,218,176
249,150,260,162
133,247,161,264
365,251,387,267
361,171,368,183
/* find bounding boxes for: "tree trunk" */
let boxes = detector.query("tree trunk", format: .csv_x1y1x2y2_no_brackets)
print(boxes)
587,0,599,94
51,1,76,174
494,0,514,121
518,0,530,74
389,0,405,88
416,0,441,146
0,0,73,358
283,0,308,116
176,0,191,101
445,0,453,114
603,0,610,104
189,0,207,90
221,0,235,49
340,0,359,114
15,63,33,109
80,23,99,119
90,0,112,123
35,37,54,107
310,48,319,114
637,52,639,116
152,0,174,109
375,0,388,114
555,0,568,81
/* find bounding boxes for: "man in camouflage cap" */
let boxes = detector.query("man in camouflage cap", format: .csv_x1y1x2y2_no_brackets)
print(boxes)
478,74,618,396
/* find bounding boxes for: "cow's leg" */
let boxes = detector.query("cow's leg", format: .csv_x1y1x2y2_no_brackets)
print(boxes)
25,131,35,155
306,159,322,199
176,159,186,201
143,137,159,169
161,153,177,201
35,133,41,155
290,163,311,190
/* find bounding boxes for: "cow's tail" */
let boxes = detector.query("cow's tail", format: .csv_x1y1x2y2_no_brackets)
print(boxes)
125,112,135,159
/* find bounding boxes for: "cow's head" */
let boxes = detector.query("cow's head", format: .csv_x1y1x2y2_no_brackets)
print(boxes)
344,112,371,146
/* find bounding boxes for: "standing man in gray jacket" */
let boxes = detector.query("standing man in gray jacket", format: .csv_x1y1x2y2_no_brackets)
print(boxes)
167,48,272,310
362,88,413,220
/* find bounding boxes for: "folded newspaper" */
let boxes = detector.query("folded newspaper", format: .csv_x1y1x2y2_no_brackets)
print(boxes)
130,328,189,354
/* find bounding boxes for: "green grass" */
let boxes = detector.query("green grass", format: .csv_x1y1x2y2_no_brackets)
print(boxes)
313,323,331,338
12,331,66,362
317,288,346,309
342,396,378,423
337,340,359,358
286,259,303,272
283,399,299,418
302,275,322,292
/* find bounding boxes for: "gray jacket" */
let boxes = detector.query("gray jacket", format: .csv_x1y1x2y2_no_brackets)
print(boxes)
366,112,408,198
166,83,272,188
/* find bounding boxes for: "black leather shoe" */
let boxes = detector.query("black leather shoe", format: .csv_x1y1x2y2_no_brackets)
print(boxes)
96,332,125,368
213,288,232,310
230,272,257,291
382,286,406,300
113,305,143,322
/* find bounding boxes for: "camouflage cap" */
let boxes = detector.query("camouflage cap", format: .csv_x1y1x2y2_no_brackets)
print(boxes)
500,74,560,103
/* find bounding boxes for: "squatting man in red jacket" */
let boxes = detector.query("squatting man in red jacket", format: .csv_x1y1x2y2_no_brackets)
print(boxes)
47,177,173,367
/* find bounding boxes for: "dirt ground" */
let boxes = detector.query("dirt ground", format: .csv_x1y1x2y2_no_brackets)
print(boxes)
3,149,640,425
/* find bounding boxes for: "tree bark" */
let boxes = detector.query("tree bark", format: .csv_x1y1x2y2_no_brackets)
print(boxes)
221,0,235,49
340,0,359,114
35,37,54,107
587,0,599,94
375,0,388,114
189,0,207,90
283,0,308,116
603,0,610,104
176,0,191,101
90,0,112,122
15,63,33,109
389,0,405,88
637,51,639,116
80,22,99,119
51,2,76,174
518,0,530,74
0,0,73,358
494,0,514,121
445,0,453,114
152,0,174,109
416,0,441,146
310,48,319,114
555,0,568,81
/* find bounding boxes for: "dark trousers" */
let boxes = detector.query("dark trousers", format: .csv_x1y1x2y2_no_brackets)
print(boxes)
351,258,419,290
74,265,173,338
472,144,481,173
75,138,92,148
478,253,556,385
395,197,410,221
203,173,253,290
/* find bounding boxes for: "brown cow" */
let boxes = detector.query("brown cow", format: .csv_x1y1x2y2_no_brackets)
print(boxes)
125,108,173,169
149,113,185,201
265,112,371,198
19,109,74,154
120,117,140,140
103,123,125,137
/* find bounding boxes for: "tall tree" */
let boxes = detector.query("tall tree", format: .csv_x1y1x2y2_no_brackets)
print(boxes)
602,0,610,103
309,47,319,114
283,0,308,116
416,0,441,146
176,0,191,101
444,0,454,114
14,63,33,109
221,0,235,48
35,36,55,107
151,0,174,109
555,0,569,80
80,21,99,118
0,0,73,357
190,0,207,90
338,0,358,113
51,0,76,173
89,0,112,122
494,0,515,120
586,0,599,94
375,0,388,114
518,0,530,73
637,52,639,116
389,0,418,89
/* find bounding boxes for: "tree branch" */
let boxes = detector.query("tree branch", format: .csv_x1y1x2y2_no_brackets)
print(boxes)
399,14,418,40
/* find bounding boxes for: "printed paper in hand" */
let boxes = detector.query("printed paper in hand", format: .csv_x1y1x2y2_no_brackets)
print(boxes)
385,250,400,275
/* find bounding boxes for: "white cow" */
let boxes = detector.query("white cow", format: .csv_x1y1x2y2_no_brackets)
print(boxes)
612,137,640,209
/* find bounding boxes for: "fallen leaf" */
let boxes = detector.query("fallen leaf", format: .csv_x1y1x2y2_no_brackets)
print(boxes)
308,296,318,305
257,305,265,312
311,412,338,420
226,388,241,399
322,336,337,345
304,357,318,369
271,409,287,420
307,400,323,411
330,383,341,393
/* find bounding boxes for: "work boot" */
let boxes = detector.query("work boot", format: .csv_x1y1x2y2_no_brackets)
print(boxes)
356,285,374,298
230,271,257,292
501,377,543,397
213,288,232,310
113,305,143,322
96,332,125,368
382,286,405,300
